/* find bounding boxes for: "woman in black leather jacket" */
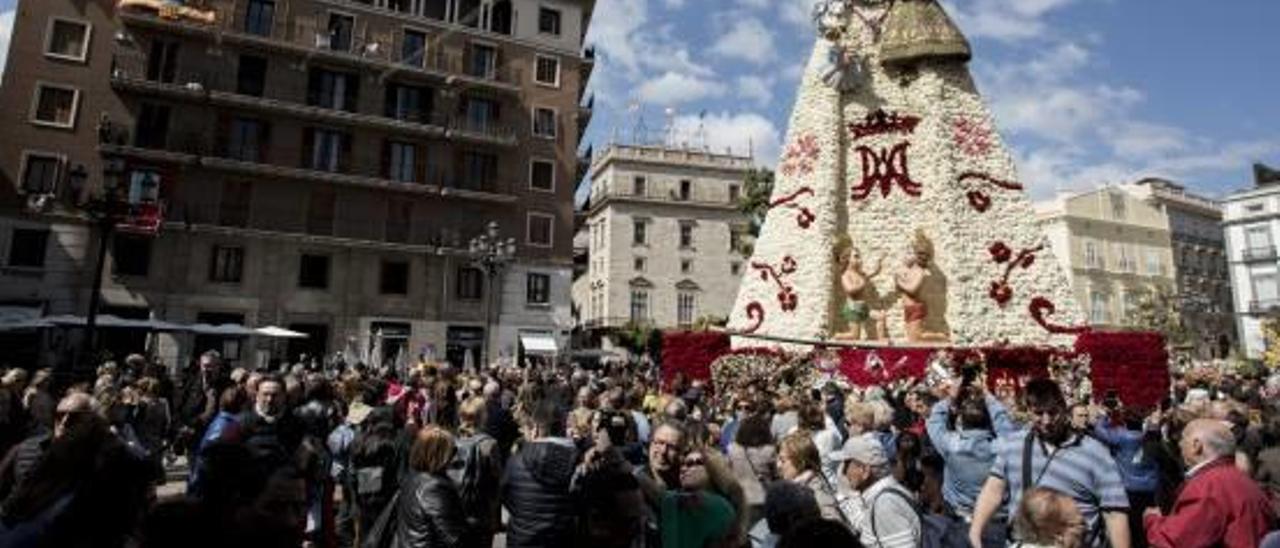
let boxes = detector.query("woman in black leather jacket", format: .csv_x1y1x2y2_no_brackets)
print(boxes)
392,425,472,548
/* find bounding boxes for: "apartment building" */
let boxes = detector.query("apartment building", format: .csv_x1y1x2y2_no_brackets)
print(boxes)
0,0,595,369
572,143,753,339
1123,178,1234,358
1223,169,1280,359
1037,187,1177,329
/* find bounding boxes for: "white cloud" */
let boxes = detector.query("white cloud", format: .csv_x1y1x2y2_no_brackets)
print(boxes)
0,8,14,82
637,71,728,105
943,0,1080,43
586,0,718,108
738,0,769,8
779,0,821,29
669,112,782,166
711,18,777,65
736,75,774,106
1100,121,1189,160
664,0,685,8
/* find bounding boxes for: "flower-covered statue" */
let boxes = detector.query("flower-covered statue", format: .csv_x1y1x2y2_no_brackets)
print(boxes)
834,240,886,341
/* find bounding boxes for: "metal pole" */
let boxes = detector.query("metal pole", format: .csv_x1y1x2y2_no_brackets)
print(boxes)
83,221,112,371
484,264,496,371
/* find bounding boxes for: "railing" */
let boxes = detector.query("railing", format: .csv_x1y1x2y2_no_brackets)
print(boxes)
1251,300,1280,314
118,6,522,87
110,53,515,144
1243,247,1277,261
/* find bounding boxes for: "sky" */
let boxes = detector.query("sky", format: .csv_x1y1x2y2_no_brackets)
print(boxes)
0,0,1276,200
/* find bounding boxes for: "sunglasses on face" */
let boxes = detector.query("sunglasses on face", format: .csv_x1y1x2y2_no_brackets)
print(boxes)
682,457,705,468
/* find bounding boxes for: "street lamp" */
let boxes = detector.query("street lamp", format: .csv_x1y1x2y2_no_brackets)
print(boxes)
468,221,517,370
79,157,129,372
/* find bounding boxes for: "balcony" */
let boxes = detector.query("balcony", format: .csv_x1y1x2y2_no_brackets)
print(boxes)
97,126,516,204
109,54,515,147
1243,246,1277,262
1251,299,1280,315
116,8,522,94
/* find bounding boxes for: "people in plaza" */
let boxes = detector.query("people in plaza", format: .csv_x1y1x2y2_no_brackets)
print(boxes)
926,381,1017,546
970,378,1132,548
777,430,843,522
392,425,472,547
501,398,578,548
1144,419,1276,547
831,433,921,548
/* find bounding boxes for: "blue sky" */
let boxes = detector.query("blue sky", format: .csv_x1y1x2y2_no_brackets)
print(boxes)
581,0,1280,199
0,0,1275,199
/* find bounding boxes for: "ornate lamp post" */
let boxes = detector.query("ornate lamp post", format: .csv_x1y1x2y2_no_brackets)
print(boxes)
468,221,517,370
73,157,130,370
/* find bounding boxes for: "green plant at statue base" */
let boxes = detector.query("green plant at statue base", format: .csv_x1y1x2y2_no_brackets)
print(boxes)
610,321,661,358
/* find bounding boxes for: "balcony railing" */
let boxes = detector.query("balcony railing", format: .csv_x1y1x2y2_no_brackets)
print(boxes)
1243,247,1277,261
117,7,522,89
109,54,515,146
1251,299,1280,314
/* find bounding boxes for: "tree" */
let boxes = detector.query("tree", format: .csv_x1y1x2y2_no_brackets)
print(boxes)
739,168,775,237
1125,286,1192,347
1262,317,1280,370
610,321,660,358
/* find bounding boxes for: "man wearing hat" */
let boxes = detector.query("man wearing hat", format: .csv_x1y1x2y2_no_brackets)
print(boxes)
832,435,921,548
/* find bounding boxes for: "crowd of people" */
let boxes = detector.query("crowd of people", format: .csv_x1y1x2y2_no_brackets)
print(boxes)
0,349,1279,548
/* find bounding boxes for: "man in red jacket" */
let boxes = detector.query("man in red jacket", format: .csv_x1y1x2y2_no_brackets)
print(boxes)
1145,419,1275,548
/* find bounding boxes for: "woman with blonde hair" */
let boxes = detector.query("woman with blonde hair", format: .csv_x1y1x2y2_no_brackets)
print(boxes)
777,430,843,522
392,425,473,547
1013,487,1086,548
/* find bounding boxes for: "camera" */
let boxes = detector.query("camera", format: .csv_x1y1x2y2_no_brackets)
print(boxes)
596,410,630,447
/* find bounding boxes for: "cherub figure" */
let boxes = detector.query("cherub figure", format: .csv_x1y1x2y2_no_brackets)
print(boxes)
834,242,884,341
895,230,948,343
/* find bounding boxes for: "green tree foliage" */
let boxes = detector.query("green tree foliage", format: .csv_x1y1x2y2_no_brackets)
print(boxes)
739,168,775,237
1125,286,1192,347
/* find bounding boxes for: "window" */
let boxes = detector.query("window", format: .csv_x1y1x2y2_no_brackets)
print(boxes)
634,257,646,272
245,0,275,36
209,246,244,283
456,267,482,300
534,55,559,86
1109,192,1127,220
146,40,179,83
731,262,742,276
681,259,693,274
307,129,347,172
227,118,267,162
30,83,79,128
460,151,498,191
677,292,696,328
1246,225,1272,254
729,184,740,203
1121,291,1140,322
1115,244,1135,273
326,13,355,52
679,180,691,201
236,55,267,96
527,213,554,247
1089,291,1109,324
633,219,647,245
1084,240,1103,269
112,235,152,277
630,289,649,322
308,69,358,112
8,229,49,268
1247,202,1265,213
1145,250,1163,276
527,273,550,305
385,83,432,123
19,154,59,194
298,254,331,289
402,29,427,67
538,7,562,35
135,103,171,149
730,227,743,253
1255,271,1280,307
679,223,694,248
467,43,497,79
45,18,91,62
380,261,409,295
530,159,554,192
387,141,416,182
532,107,557,138
633,176,647,196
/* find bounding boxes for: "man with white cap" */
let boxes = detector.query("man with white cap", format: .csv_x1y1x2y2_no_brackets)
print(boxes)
831,434,921,548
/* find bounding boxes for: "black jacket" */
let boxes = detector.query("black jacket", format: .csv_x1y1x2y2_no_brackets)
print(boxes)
501,438,579,548
390,472,470,548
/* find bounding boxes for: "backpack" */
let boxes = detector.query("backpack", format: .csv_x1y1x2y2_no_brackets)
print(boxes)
870,486,955,548
447,433,495,519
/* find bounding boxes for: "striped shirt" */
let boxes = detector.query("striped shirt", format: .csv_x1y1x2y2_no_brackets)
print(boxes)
991,430,1129,546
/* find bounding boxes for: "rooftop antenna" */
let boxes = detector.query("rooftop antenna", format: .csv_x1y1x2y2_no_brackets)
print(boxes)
627,99,647,145
663,107,677,148
695,109,709,151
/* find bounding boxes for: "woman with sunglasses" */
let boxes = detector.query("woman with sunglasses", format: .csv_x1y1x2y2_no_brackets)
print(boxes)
659,446,743,548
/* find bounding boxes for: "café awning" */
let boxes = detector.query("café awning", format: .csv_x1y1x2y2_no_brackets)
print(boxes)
520,333,559,355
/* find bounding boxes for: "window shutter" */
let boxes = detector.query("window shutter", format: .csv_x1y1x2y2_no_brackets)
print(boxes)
306,69,320,107
345,73,360,112
258,121,272,164
380,139,391,179
340,133,353,173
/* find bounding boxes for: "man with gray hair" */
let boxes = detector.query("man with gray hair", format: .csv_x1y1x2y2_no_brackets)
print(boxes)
832,434,920,548
1144,419,1275,547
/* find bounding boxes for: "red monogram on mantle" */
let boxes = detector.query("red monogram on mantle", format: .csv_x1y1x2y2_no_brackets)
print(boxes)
986,241,1044,306
769,187,817,229
849,109,921,141
851,143,922,200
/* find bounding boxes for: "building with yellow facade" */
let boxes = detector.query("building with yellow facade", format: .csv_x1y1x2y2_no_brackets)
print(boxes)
1036,188,1177,328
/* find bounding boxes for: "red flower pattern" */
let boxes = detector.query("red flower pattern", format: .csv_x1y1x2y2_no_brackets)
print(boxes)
780,135,821,177
952,117,994,157
985,242,1045,308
